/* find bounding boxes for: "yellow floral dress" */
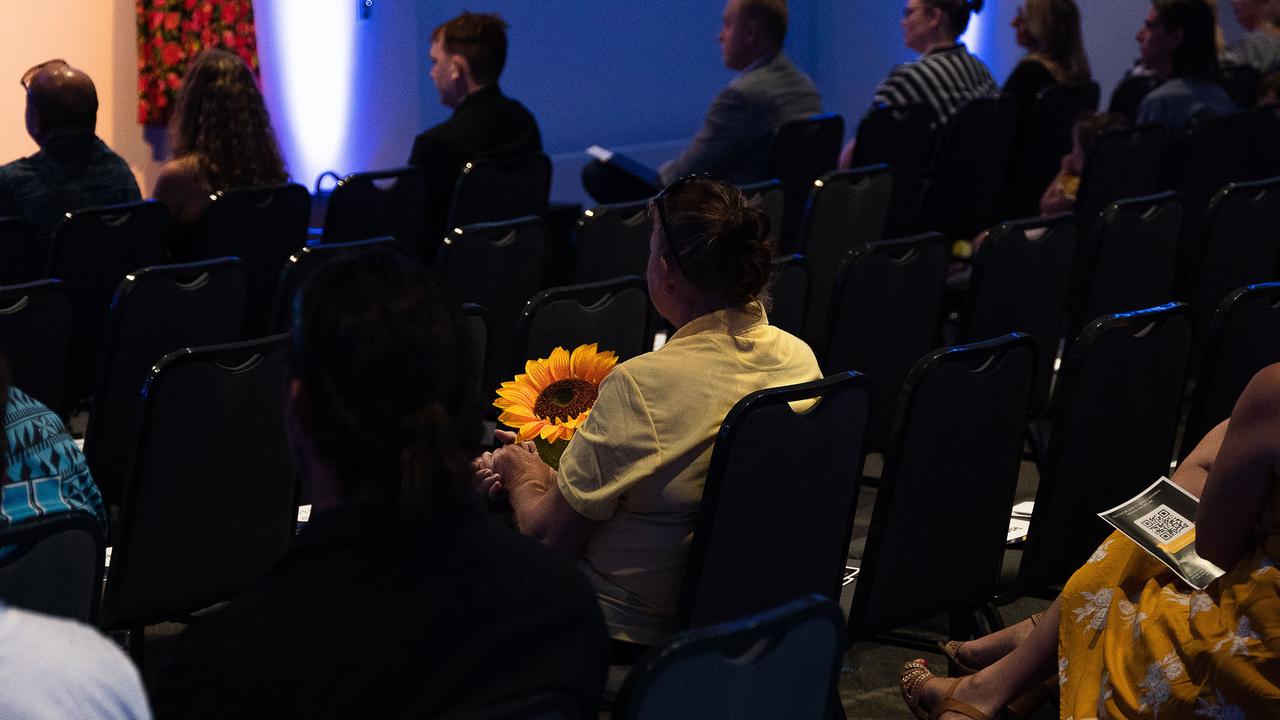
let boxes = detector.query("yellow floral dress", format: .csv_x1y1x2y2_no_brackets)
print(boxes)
1059,484,1280,719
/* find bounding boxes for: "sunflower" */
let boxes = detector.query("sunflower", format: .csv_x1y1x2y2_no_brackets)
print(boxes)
494,343,618,444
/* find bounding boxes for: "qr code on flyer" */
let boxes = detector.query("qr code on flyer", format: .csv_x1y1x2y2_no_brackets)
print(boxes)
1136,505,1194,544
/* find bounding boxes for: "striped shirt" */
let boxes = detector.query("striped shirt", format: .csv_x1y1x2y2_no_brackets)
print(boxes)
873,43,999,128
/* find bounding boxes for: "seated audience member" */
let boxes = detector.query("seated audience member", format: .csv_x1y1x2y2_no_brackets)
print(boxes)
1039,112,1129,216
1261,69,1280,103
0,352,105,536
1223,0,1280,74
152,250,608,718
581,0,821,204
1004,0,1091,119
479,178,821,652
901,363,1280,719
0,603,150,719
1135,0,1236,131
839,0,998,167
0,60,140,248
152,49,287,227
410,12,542,236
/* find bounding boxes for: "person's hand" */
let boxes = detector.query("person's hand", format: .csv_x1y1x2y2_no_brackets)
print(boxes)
472,450,506,502
491,440,550,495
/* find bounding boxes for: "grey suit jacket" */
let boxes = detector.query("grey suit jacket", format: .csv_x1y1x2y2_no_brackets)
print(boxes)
660,52,822,185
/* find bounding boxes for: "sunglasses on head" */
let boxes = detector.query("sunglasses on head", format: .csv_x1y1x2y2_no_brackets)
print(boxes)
21,59,68,90
653,174,720,277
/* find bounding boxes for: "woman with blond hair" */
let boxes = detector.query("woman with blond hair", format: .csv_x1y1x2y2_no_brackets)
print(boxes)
1004,0,1092,118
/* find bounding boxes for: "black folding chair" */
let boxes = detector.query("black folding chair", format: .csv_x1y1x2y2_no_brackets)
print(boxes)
448,153,552,230
84,258,249,505
468,693,581,720
960,214,1077,416
1182,282,1280,459
1216,63,1259,109
436,216,547,395
1170,111,1252,285
768,254,808,337
677,372,870,632
197,182,311,337
513,276,650,372
1070,191,1182,339
1245,107,1280,181
271,236,398,332
848,334,1035,646
49,200,172,403
1108,74,1160,123
0,216,36,285
462,303,490,412
1185,177,1280,369
1073,125,1167,236
822,233,948,453
321,166,429,257
101,336,296,662
0,280,72,415
739,179,786,250
0,513,104,623
920,96,1019,244
570,200,651,285
1016,303,1191,597
616,595,844,720
1003,82,1101,219
766,114,844,252
850,103,934,238
795,165,892,346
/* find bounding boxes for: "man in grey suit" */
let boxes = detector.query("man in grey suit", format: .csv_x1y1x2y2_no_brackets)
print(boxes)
582,0,821,203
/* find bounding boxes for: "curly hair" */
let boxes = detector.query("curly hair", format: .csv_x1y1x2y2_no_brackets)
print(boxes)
171,49,286,191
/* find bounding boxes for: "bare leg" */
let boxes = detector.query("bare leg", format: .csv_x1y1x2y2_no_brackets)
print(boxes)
951,610,1042,670
917,599,1060,718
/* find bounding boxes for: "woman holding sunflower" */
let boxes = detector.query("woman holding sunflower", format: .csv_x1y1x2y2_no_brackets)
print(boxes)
480,177,821,654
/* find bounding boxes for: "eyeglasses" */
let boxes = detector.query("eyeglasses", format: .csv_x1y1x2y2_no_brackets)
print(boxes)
21,59,67,90
652,174,717,277
903,4,929,18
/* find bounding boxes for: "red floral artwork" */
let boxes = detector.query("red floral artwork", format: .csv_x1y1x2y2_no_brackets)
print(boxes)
136,0,259,126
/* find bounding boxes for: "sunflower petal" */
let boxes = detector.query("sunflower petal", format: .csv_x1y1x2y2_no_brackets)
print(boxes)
524,357,555,390
547,347,571,382
518,420,547,443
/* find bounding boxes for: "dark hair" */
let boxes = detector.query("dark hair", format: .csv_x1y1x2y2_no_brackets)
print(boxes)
924,0,985,39
1021,0,1091,84
288,249,478,516
1154,0,1219,80
652,178,774,308
172,49,287,191
740,0,789,45
432,12,509,85
1074,111,1129,154
1260,70,1280,105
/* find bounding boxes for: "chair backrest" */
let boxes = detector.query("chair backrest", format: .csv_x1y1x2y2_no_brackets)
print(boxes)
1107,74,1160,123
448,153,552,230
321,166,429,257
960,214,1078,415
101,335,296,630
1182,282,1280,458
271,236,398,332
738,179,786,250
1245,107,1280,181
437,216,547,393
1004,82,1101,219
1216,63,1259,108
849,334,1035,639
84,258,249,505
570,199,651,285
677,372,869,632
467,693,581,720
796,165,893,346
1072,191,1182,338
513,277,650,373
49,200,172,403
0,513,104,624
615,595,843,720
851,103,935,238
767,253,808,337
1021,303,1191,593
197,182,311,337
822,233,948,452
1074,125,1166,235
1172,110,1253,284
0,216,35,286
0,280,71,415
921,96,1019,242
461,303,490,412
765,113,844,252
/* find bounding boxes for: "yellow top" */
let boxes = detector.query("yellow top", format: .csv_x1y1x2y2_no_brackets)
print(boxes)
557,302,821,644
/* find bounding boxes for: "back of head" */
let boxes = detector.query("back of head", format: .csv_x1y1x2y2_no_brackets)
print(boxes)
654,177,774,308
1023,0,1091,83
925,0,985,39
26,62,98,137
1074,111,1129,154
1155,0,1219,79
172,48,286,190
432,12,509,85
739,0,789,47
288,249,478,516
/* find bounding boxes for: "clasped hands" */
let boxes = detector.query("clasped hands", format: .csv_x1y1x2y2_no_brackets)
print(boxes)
473,429,553,502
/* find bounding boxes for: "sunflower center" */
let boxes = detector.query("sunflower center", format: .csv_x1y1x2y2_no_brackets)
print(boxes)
534,379,598,422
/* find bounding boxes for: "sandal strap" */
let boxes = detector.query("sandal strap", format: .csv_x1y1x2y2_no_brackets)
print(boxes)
932,696,993,720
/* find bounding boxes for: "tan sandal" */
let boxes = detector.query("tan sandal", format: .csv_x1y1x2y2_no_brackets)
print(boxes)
901,659,998,720
936,639,982,675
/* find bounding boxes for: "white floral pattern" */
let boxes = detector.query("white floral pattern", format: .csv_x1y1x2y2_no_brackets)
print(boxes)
1212,616,1261,657
1194,691,1245,719
1163,587,1191,607
1059,656,1069,687
1138,652,1186,716
1253,555,1277,578
1073,588,1114,631
1089,539,1114,564
1118,596,1149,642
1189,591,1215,619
